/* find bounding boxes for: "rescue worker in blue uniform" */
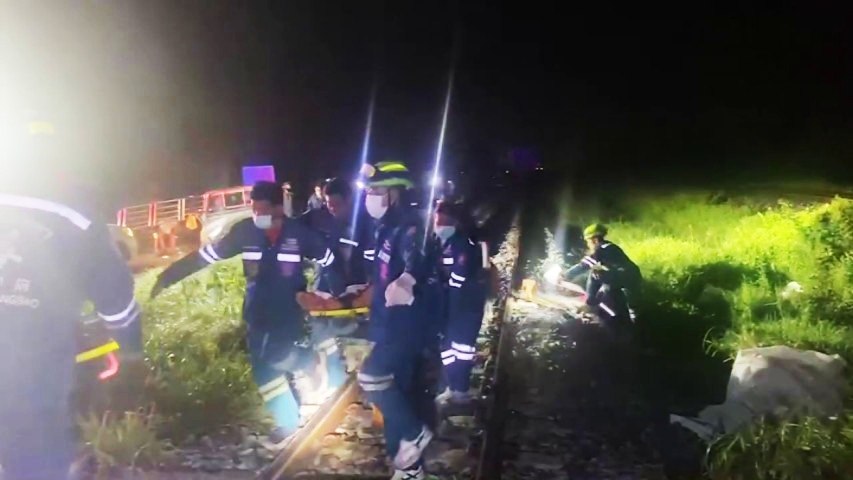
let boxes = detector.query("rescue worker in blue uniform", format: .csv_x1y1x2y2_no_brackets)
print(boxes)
356,162,433,480
0,115,143,480
566,223,641,325
431,201,488,406
298,177,375,390
151,181,344,448
300,177,374,296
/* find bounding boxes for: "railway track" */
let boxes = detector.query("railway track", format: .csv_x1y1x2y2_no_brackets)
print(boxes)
108,187,850,479
257,211,664,480
254,220,522,480
109,184,853,480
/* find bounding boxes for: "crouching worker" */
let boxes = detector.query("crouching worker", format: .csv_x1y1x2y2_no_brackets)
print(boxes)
566,223,641,326
357,161,433,480
432,201,488,406
151,181,343,449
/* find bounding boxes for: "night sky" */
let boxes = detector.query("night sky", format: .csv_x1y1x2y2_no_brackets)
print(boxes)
4,1,851,204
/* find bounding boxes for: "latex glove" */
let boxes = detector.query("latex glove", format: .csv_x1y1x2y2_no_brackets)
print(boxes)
385,272,417,307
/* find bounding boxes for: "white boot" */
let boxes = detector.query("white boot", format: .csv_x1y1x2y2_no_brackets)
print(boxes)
393,426,433,469
434,387,453,404
436,387,474,405
391,465,425,480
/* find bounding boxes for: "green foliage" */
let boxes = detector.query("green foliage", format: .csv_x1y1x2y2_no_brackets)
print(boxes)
598,194,853,479
119,260,268,442
708,415,853,480
609,196,853,359
714,317,853,362
79,409,171,470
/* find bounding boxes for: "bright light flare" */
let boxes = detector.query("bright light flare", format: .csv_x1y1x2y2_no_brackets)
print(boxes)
430,175,442,187
351,81,377,234
544,264,562,285
424,65,456,247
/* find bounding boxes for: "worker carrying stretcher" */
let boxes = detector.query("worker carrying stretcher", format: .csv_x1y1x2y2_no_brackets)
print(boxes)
151,181,345,449
296,176,376,391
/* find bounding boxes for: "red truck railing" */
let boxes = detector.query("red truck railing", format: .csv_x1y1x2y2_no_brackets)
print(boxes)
115,187,252,230
116,197,203,230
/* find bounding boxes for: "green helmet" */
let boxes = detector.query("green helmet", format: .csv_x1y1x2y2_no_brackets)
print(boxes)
360,161,415,190
583,223,608,239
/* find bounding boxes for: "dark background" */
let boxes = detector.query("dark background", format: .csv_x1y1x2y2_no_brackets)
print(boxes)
4,1,851,206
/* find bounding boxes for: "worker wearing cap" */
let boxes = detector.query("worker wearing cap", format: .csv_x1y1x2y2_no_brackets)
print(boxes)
432,200,488,406
151,181,344,449
566,223,641,322
0,113,143,479
356,161,433,480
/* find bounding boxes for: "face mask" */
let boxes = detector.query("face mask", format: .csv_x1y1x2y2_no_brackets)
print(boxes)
365,194,388,219
253,214,273,229
435,226,456,243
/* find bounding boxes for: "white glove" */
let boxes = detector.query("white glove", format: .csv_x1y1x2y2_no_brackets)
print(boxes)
385,272,417,307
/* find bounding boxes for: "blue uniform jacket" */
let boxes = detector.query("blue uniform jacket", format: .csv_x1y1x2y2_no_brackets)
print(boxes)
158,217,343,331
566,241,641,290
438,231,488,316
0,192,141,401
298,207,374,293
368,206,423,315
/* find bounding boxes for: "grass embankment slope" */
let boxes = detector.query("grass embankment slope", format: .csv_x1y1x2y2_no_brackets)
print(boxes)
604,193,853,479
83,260,263,468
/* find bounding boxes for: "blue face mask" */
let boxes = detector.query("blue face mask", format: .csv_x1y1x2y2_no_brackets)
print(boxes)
435,226,456,243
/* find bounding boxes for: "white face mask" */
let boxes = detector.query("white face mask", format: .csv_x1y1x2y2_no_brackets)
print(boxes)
253,214,273,229
435,226,456,243
365,194,388,219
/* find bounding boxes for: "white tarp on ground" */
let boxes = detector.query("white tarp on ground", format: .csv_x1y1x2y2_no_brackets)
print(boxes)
670,345,847,442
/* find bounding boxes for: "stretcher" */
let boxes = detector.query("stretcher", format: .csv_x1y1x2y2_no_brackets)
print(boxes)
304,305,383,429
308,306,369,318
307,306,371,354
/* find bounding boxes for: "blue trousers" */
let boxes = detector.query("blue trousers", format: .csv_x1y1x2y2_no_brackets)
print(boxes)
247,323,317,434
0,364,74,480
589,282,632,328
358,305,426,459
441,310,483,393
309,317,350,391
584,273,603,306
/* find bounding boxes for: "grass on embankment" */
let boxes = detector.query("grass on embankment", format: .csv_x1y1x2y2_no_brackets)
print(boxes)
601,193,853,479
80,260,266,468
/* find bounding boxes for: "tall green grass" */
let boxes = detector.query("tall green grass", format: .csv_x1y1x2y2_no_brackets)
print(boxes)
136,263,266,440
82,260,266,457
598,194,853,478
